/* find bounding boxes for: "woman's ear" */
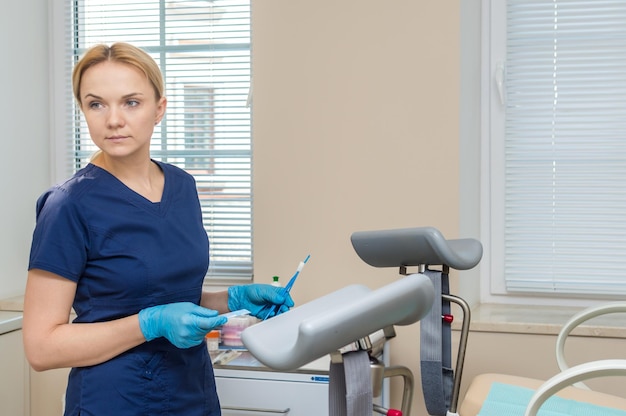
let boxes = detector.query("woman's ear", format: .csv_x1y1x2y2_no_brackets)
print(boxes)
155,96,167,125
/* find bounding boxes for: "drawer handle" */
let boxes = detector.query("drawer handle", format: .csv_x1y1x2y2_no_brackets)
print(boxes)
221,405,290,415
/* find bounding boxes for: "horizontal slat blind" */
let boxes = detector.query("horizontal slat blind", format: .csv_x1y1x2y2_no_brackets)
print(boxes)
503,0,626,295
72,0,252,279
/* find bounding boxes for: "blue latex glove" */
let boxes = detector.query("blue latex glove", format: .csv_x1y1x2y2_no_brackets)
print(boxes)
227,284,295,319
138,302,227,349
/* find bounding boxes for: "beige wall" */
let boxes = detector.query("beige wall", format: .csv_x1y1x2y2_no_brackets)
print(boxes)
251,1,625,415
251,1,461,413
251,0,461,299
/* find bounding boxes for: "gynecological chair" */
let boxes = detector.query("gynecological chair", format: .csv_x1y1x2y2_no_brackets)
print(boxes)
242,226,483,416
459,302,626,416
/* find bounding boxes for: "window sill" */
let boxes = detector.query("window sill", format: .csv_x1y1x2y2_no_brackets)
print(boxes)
454,303,626,339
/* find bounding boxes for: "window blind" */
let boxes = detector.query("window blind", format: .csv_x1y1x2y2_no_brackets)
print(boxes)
499,0,626,296
69,0,252,280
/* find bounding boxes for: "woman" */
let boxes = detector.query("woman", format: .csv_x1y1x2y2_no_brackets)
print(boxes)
23,42,292,415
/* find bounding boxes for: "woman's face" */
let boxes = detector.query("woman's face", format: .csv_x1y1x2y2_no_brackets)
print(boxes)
79,61,166,161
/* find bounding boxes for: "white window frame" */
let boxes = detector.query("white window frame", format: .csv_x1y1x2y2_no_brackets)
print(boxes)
481,0,512,305
480,0,626,306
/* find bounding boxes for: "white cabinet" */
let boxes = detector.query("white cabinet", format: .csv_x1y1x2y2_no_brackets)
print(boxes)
0,312,28,416
214,351,389,416
214,352,330,416
216,368,329,415
29,367,70,416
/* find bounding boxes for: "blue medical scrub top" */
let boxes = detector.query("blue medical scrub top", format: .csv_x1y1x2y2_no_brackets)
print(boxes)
29,161,221,416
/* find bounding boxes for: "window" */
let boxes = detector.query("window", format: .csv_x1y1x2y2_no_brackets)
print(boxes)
51,0,252,281
483,0,626,301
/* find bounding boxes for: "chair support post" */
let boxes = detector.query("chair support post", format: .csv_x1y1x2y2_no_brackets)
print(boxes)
442,293,471,414
382,365,414,415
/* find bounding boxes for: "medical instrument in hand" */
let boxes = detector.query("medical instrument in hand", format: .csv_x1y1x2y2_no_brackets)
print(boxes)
263,254,311,321
219,309,251,319
228,284,294,317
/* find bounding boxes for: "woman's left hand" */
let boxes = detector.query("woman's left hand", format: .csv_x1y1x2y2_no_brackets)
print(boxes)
227,284,294,318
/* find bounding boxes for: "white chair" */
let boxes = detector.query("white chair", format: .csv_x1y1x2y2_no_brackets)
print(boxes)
524,358,626,416
459,302,626,416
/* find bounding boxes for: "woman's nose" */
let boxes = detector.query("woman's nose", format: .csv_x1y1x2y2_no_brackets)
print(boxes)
106,107,125,128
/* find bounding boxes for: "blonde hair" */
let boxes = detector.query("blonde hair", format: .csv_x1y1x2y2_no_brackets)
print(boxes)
90,149,103,162
72,42,164,107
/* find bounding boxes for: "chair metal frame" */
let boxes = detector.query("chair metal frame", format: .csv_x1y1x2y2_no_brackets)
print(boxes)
242,226,483,416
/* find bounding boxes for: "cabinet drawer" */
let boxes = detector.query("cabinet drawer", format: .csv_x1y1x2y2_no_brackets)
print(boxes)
221,406,289,415
216,375,328,416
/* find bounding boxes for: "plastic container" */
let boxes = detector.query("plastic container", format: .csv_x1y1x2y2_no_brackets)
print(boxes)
271,276,281,287
206,330,221,351
221,316,259,347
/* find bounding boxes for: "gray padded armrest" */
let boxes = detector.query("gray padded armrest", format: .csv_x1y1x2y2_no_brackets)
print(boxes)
241,273,435,371
351,226,483,271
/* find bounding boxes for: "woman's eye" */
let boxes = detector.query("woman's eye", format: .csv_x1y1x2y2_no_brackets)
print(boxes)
88,101,102,109
127,99,140,107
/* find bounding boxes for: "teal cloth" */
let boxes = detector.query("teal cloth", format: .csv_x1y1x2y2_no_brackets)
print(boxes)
478,382,626,416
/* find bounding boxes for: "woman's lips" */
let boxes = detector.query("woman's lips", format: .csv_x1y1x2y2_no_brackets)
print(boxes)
107,135,128,141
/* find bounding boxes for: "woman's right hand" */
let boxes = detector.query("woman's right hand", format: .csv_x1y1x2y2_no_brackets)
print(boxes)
138,302,227,348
